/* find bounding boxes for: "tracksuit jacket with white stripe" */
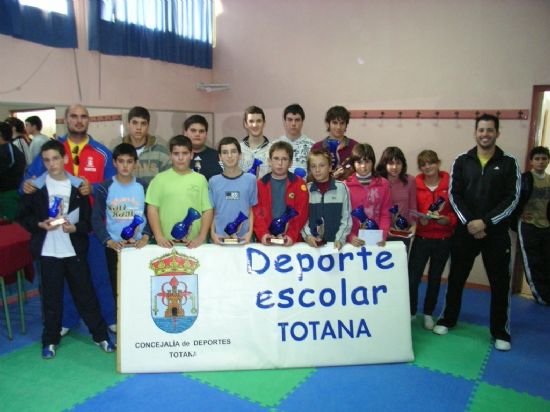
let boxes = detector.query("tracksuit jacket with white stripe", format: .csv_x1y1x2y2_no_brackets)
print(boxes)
450,146,520,232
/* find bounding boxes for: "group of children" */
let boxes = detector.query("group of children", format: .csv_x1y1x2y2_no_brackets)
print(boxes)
18,102,464,360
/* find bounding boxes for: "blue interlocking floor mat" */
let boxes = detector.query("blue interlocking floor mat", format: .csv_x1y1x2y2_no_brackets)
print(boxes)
1,284,549,412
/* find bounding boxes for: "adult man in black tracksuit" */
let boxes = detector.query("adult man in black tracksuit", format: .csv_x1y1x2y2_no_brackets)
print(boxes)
433,113,520,351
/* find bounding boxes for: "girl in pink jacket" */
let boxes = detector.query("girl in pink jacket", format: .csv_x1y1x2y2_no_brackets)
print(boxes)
344,144,391,246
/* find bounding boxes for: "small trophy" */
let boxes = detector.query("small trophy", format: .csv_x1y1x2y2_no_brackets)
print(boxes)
268,206,299,244
294,167,307,178
120,215,145,245
247,158,263,176
351,206,379,230
48,196,66,226
351,206,382,245
222,211,248,244
193,156,202,173
389,204,409,230
389,204,412,238
335,157,354,180
326,139,340,169
427,196,445,218
311,218,326,246
171,208,201,243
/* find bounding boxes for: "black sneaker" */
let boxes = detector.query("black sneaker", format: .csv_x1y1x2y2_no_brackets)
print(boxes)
42,344,56,359
95,338,116,353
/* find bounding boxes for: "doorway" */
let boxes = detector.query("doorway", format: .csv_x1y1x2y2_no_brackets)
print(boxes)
11,107,56,138
511,84,550,295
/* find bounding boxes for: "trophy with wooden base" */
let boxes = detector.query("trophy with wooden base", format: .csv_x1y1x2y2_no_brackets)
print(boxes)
222,211,248,244
48,196,66,226
120,215,145,247
351,206,382,245
311,218,326,246
268,206,298,245
427,196,445,219
389,204,412,238
171,208,201,244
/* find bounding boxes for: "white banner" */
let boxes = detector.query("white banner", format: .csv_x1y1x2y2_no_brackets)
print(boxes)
118,242,413,373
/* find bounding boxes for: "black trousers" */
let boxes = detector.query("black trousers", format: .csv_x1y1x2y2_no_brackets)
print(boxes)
437,225,512,342
518,221,550,305
408,236,451,316
41,255,108,346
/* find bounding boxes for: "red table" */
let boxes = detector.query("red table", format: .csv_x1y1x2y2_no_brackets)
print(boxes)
0,223,34,283
0,223,33,339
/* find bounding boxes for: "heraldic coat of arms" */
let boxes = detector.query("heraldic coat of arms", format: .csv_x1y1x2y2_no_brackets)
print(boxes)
149,249,199,333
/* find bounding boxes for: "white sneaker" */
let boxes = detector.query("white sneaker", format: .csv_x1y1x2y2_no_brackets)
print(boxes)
60,327,70,337
494,339,511,351
109,324,117,334
432,325,449,335
423,315,435,330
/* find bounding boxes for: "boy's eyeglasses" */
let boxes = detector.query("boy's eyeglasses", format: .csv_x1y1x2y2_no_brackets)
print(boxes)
72,146,80,166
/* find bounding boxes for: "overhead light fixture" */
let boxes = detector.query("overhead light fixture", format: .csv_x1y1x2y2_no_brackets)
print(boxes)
196,82,230,93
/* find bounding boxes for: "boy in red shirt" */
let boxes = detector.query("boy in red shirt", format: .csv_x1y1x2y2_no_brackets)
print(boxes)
253,141,308,245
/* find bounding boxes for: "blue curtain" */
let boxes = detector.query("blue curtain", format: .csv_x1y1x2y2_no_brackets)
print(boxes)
0,0,77,48
88,0,213,69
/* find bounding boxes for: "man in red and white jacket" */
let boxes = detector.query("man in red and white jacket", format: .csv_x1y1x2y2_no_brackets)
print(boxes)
22,104,117,336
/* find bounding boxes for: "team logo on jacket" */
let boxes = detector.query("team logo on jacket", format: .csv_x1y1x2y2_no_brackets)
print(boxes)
149,249,199,333
83,157,97,172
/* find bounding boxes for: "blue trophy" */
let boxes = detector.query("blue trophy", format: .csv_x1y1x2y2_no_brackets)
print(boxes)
351,206,379,230
121,215,145,241
326,139,340,169
48,196,66,226
223,211,248,244
428,196,445,215
389,204,409,230
48,196,63,218
311,217,326,245
247,158,263,176
171,208,201,242
294,167,307,178
268,206,299,244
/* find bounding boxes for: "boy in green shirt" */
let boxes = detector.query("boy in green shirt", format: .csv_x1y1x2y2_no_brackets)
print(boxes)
146,135,212,248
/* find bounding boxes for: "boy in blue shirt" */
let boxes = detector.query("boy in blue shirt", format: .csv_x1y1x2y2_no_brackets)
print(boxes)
92,143,150,323
209,137,257,244
17,140,115,359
